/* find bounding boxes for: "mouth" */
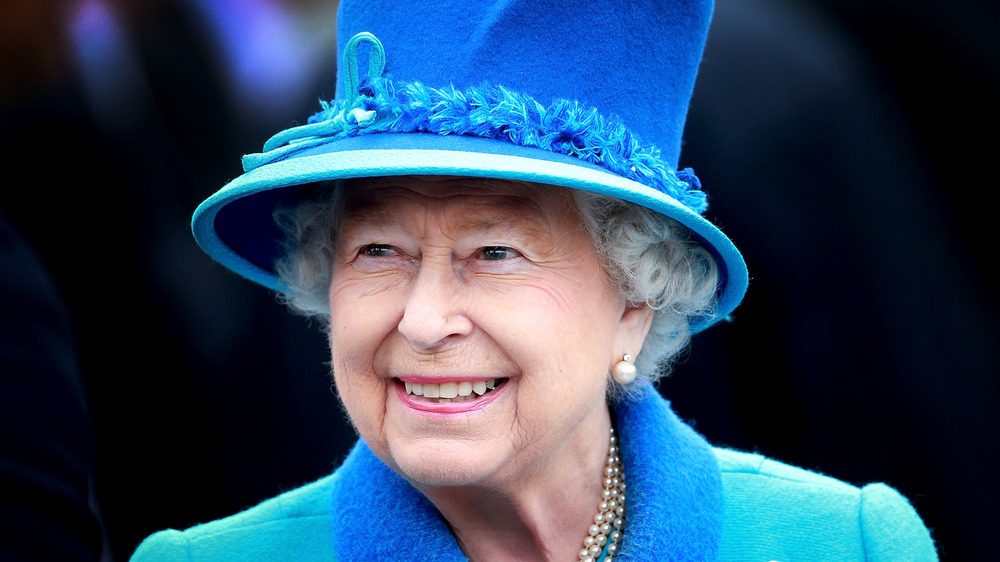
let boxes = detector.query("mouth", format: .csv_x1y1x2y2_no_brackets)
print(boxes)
398,378,508,404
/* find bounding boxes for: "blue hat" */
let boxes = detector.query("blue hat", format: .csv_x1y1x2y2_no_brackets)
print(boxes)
192,0,747,332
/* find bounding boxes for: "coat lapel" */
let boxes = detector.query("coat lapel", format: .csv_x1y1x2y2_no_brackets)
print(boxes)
614,382,723,560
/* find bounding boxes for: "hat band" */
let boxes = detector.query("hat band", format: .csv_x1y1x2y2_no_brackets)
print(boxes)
242,77,708,215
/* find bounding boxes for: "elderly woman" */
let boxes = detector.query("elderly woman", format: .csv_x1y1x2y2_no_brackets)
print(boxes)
132,0,937,560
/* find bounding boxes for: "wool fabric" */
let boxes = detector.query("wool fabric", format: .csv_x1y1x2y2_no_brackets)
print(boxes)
131,382,937,561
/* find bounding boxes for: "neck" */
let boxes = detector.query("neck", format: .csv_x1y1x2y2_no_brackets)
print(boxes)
416,410,613,562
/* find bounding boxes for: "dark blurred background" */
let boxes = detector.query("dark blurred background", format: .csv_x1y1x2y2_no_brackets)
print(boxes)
1,0,996,560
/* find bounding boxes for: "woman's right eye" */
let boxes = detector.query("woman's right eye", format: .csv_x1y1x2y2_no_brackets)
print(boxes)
360,244,398,258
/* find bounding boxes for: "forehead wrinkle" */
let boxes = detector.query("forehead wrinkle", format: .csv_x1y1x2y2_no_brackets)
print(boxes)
444,185,565,240
450,206,545,239
345,182,561,243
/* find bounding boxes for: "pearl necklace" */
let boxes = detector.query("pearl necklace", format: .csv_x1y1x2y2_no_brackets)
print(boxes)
578,427,626,562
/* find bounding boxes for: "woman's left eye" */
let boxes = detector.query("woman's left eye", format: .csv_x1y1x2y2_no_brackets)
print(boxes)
362,244,397,257
479,246,521,261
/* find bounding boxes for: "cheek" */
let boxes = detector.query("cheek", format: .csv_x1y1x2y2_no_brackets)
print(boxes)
328,277,401,442
472,273,621,387
329,337,392,450
494,272,620,346
328,273,405,357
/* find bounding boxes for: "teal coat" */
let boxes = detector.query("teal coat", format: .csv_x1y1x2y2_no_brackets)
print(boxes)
132,384,937,560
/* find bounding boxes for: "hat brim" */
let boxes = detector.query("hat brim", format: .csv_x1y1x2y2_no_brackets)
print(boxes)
192,133,747,333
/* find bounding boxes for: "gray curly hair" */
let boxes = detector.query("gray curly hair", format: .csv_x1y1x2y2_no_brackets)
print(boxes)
273,179,719,386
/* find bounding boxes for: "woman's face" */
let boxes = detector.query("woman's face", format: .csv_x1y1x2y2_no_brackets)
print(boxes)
327,176,652,489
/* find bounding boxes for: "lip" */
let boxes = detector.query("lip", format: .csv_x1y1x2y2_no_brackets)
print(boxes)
397,375,501,384
393,377,507,414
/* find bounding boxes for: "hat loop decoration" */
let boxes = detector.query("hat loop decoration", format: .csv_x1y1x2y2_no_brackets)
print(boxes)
257,32,385,155
342,31,386,105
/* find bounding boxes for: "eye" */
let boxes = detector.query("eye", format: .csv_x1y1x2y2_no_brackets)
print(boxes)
479,246,521,261
362,244,397,257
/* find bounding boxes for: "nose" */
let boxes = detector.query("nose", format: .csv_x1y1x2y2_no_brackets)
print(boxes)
397,260,472,350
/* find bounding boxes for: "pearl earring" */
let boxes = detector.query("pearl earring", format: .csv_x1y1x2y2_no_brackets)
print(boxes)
612,353,637,384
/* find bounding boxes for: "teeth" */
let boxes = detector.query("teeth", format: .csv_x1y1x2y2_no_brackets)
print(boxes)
439,382,458,399
405,379,500,399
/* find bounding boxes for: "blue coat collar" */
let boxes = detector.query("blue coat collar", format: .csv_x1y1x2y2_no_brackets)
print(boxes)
328,382,723,560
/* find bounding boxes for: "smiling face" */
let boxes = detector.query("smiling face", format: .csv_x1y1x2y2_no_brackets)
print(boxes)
327,176,652,490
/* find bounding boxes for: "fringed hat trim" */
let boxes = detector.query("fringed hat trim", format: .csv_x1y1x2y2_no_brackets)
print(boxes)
243,77,708,215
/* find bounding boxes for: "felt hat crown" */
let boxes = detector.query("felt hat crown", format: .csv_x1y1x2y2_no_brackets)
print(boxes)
192,0,748,332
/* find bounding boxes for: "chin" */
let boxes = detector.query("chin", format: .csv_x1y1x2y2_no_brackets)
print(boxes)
383,438,509,488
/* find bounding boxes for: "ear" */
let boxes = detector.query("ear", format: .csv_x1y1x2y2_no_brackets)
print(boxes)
613,304,655,362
